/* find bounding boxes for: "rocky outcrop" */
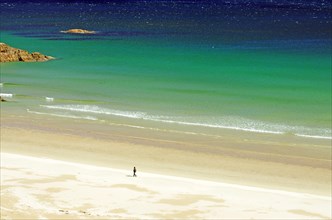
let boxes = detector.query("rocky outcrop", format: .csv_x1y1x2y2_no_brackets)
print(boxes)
0,43,54,63
60,29,96,34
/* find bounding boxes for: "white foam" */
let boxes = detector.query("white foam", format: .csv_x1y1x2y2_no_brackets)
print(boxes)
45,97,54,102
27,109,97,121
148,118,284,134
40,105,282,134
0,93,13,98
295,134,332,140
149,119,331,140
40,105,146,119
39,104,331,140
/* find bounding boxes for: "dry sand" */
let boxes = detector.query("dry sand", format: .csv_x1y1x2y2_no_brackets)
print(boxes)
1,152,331,219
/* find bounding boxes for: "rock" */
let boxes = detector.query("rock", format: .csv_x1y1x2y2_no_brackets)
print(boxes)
0,96,6,102
31,52,54,62
0,43,55,63
60,29,96,34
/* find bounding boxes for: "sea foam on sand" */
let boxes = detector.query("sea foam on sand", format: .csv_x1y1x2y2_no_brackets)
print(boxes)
1,152,331,219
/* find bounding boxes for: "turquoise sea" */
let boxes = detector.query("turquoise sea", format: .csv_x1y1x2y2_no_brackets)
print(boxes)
1,1,331,139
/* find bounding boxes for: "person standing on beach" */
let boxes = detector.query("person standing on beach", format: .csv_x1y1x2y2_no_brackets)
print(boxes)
133,167,137,177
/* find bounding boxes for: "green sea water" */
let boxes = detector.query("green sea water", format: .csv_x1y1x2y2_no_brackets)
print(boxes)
1,31,331,139
0,1,331,139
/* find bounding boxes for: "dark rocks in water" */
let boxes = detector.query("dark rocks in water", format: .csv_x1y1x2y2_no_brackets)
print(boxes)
0,42,55,63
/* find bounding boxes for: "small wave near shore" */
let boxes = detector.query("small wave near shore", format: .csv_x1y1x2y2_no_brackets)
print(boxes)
35,104,331,140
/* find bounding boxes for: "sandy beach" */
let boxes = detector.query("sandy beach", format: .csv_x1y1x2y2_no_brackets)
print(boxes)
1,152,331,219
1,1,331,218
1,111,331,219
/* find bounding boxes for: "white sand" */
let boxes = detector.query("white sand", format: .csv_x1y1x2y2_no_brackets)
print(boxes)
1,152,331,219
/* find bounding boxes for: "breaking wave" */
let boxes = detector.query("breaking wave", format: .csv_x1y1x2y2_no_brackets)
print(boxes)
0,93,14,98
39,104,331,140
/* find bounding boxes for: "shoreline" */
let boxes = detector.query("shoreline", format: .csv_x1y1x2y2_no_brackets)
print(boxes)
0,94,331,140
1,152,331,219
1,111,331,196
